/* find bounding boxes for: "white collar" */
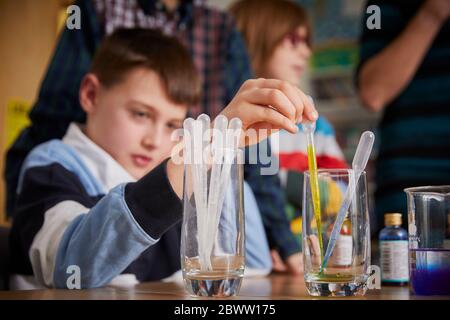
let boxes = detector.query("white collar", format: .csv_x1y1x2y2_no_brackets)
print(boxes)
62,123,136,191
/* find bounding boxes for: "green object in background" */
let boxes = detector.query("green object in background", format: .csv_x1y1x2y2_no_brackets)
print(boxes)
310,42,359,72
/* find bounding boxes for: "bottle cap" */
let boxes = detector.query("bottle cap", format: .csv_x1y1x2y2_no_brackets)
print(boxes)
384,213,402,227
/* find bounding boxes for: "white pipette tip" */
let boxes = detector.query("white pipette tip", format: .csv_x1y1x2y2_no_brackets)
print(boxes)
197,113,211,125
229,117,242,128
302,120,316,134
183,117,194,129
352,131,375,171
197,115,211,154
229,118,243,145
197,114,210,139
214,114,228,123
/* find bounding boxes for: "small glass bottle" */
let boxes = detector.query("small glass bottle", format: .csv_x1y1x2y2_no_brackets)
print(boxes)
379,213,409,286
327,214,353,267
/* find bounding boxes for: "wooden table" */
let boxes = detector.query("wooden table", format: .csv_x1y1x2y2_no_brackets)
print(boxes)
0,274,448,300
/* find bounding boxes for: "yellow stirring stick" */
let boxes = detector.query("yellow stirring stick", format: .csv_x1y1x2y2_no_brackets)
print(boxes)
303,120,324,268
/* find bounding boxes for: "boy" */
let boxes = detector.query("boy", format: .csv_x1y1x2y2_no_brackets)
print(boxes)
9,29,317,289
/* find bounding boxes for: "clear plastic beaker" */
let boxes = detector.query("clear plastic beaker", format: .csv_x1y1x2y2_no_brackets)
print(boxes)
181,149,245,297
303,169,371,296
404,186,450,295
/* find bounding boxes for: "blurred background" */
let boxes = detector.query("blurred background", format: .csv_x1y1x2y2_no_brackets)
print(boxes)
0,0,379,226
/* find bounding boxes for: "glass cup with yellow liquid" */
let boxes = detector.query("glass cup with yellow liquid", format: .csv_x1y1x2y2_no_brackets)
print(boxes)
303,169,371,296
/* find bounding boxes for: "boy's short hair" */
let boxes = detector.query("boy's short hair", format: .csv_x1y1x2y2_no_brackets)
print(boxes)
90,28,201,106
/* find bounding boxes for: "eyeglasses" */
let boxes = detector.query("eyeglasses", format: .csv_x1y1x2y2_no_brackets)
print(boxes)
285,31,309,47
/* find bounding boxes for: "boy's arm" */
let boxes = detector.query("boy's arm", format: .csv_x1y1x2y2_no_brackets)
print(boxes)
15,158,180,289
4,0,102,216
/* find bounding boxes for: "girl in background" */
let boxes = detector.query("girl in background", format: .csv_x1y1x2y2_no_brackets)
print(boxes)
230,0,347,274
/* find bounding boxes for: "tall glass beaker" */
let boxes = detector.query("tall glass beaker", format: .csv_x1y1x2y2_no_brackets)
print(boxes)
303,169,371,296
181,149,245,297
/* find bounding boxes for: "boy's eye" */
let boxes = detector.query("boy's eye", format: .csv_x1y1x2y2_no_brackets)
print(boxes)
167,123,182,130
132,110,150,118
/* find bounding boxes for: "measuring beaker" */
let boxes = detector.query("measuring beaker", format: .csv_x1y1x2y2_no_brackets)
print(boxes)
404,186,450,295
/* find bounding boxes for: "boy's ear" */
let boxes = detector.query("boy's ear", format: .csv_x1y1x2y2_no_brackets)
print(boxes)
79,73,101,114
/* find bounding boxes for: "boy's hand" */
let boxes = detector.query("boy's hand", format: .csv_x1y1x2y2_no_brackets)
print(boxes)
220,78,318,146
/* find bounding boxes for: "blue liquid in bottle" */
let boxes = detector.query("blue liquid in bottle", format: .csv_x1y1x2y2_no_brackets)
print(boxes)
379,213,409,286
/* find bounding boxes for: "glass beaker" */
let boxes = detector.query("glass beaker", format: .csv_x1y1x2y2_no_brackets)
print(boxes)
404,186,450,295
181,149,245,297
303,169,371,296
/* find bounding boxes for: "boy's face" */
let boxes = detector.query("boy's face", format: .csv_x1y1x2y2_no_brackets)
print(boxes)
81,68,187,179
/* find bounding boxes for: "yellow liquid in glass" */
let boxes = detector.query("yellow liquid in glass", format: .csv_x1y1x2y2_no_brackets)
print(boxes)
308,272,355,283
307,143,324,266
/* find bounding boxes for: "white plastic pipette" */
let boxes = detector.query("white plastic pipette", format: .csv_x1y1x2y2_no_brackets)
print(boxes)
321,131,375,270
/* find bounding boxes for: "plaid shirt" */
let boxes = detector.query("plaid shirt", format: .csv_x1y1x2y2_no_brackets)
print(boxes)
5,0,300,259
